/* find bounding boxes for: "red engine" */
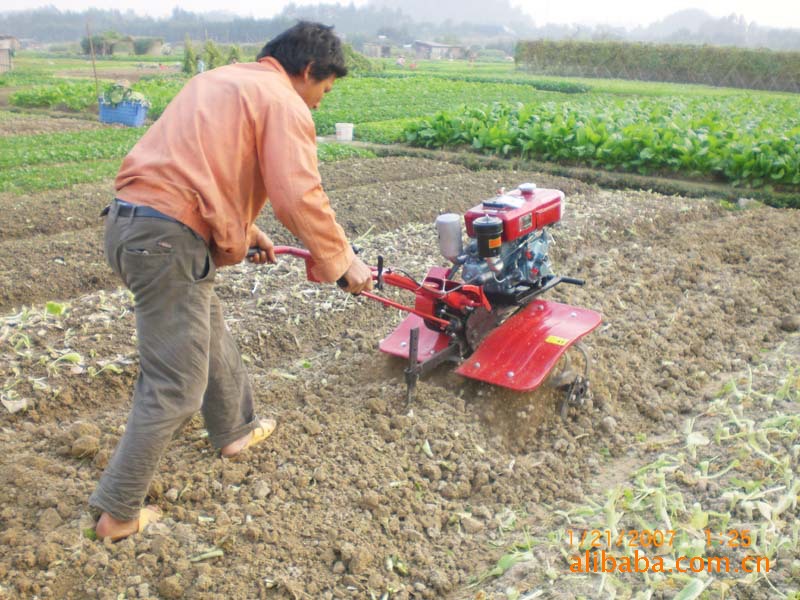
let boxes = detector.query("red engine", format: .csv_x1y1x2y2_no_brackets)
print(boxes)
464,184,563,242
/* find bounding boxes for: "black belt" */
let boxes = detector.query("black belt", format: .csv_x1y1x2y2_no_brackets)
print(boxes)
102,199,182,225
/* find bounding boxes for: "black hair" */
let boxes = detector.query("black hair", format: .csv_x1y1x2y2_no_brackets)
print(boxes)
257,21,348,80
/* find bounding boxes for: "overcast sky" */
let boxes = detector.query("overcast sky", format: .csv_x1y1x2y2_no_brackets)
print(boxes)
5,0,799,30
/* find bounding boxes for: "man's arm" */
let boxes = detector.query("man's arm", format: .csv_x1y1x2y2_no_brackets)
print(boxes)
258,99,371,292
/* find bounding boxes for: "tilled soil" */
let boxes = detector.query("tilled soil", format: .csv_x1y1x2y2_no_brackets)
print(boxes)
1,148,799,600
0,159,592,312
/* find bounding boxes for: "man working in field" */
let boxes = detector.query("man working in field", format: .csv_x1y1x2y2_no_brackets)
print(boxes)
92,21,373,540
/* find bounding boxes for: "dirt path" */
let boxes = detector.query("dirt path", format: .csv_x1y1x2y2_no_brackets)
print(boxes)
1,153,799,600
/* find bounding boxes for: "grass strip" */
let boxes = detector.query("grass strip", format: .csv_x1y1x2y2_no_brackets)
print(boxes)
0,128,143,169
0,143,375,194
317,142,376,162
0,159,121,193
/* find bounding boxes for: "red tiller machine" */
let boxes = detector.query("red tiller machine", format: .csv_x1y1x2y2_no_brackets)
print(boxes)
262,183,601,414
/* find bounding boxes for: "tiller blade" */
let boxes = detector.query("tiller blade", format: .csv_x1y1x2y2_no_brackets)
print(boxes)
454,299,601,391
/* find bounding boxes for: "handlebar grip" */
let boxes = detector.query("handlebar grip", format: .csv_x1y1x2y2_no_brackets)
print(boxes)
560,277,585,286
249,243,359,260
248,245,354,290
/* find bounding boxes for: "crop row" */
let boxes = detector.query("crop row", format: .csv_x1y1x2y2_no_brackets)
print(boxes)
404,97,800,190
362,72,590,94
7,72,563,135
10,64,777,147
316,76,566,135
18,74,568,136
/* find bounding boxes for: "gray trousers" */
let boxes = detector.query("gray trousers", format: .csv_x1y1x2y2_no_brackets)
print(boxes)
90,200,258,521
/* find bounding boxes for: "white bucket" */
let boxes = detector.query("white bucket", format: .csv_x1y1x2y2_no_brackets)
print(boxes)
335,122,354,141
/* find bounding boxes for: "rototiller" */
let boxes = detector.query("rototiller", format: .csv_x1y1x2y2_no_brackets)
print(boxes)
259,183,601,414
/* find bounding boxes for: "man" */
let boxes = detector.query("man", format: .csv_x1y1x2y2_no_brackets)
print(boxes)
92,22,373,541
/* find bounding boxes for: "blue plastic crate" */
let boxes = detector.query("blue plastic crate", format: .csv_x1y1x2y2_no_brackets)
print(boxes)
98,99,148,127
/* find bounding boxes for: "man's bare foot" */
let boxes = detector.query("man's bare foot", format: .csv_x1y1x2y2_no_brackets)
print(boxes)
220,419,276,458
95,506,161,541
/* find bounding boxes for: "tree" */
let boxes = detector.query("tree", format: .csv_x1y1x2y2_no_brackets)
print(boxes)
80,31,121,56
226,44,242,64
342,43,378,72
203,39,224,70
133,37,163,55
182,35,196,75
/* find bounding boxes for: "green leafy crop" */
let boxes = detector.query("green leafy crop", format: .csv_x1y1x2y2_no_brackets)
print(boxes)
404,96,800,190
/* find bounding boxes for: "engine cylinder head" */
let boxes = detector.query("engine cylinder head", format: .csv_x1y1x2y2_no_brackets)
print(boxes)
435,213,463,263
473,215,503,258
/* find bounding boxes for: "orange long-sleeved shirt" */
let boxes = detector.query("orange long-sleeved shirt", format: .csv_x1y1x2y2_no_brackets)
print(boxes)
114,57,354,281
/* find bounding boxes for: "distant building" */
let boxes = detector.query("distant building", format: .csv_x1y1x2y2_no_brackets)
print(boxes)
412,41,465,60
0,36,19,73
362,42,392,59
0,49,10,73
0,36,20,50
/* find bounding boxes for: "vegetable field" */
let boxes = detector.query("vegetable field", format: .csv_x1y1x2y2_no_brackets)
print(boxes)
5,52,799,199
1,53,800,600
405,96,800,191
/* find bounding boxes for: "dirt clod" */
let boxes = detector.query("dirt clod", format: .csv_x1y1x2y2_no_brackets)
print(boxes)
35,543,59,568
600,416,617,435
461,515,484,533
70,435,100,458
92,449,110,469
67,422,101,440
779,315,800,332
37,508,63,532
157,575,184,599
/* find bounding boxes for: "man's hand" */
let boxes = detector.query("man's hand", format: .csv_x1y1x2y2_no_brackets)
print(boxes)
341,256,373,294
247,228,276,264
